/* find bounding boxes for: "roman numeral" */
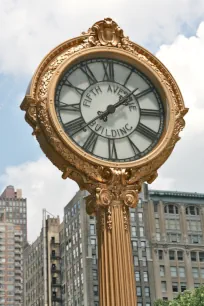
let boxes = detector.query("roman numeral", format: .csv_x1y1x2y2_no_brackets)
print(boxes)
83,132,98,153
136,122,158,141
57,102,80,112
80,64,97,85
64,116,85,136
140,109,160,117
108,139,118,160
134,87,153,99
127,137,140,155
124,69,133,86
102,61,114,81
64,80,85,95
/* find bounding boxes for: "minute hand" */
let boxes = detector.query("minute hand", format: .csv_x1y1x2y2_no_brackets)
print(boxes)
113,88,138,110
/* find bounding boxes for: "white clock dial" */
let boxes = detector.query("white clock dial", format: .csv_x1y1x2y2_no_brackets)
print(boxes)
55,58,165,162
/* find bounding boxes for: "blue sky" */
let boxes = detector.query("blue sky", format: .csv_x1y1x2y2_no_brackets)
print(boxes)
1,0,204,241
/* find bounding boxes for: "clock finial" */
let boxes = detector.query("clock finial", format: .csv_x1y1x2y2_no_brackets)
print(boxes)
84,17,128,48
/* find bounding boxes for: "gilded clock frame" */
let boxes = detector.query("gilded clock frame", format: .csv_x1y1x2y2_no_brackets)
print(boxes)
21,18,188,198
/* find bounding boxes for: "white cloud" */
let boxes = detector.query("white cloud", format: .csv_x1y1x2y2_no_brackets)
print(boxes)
0,158,79,242
151,21,204,192
1,0,204,76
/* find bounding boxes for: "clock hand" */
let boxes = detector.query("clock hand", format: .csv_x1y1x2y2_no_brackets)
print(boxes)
113,88,139,110
71,88,138,136
98,88,138,121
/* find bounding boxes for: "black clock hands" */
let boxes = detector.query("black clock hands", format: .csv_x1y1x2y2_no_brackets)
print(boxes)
98,88,139,121
70,88,138,136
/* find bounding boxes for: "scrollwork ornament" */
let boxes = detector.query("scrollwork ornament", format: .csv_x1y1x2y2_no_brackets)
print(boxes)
122,190,138,208
96,188,112,207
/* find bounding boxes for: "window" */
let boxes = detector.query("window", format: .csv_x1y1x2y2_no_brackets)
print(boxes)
190,235,201,244
91,239,96,248
160,266,165,277
141,241,146,248
168,233,181,243
154,201,158,212
186,206,199,215
135,271,140,281
179,267,185,278
132,241,137,250
165,205,178,214
137,303,142,306
156,233,161,241
143,272,148,282
93,269,98,280
172,282,178,292
93,285,98,296
200,269,204,278
140,227,144,237
145,287,150,297
130,212,135,222
134,256,138,266
192,267,199,278
169,250,175,260
166,219,180,230
170,266,177,277
142,257,147,266
187,220,201,231
131,226,137,237
90,224,95,235
155,219,160,229
191,252,197,261
177,251,183,261
181,283,186,292
158,250,163,260
161,281,167,292
138,213,143,222
136,286,142,296
199,252,204,262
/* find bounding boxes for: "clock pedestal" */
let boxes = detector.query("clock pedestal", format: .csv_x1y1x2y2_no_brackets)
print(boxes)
97,204,137,305
86,180,139,305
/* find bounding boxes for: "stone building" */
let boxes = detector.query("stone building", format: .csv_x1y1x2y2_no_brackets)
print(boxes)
0,185,27,244
145,188,204,301
0,211,23,305
23,210,61,305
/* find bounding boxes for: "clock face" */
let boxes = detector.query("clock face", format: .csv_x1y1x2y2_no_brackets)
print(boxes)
54,58,165,163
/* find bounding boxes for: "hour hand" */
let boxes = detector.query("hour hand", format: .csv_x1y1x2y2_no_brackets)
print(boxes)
97,111,107,122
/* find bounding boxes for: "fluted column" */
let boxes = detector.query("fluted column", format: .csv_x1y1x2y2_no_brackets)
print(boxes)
97,202,137,306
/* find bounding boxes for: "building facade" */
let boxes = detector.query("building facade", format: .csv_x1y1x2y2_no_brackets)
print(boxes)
0,212,23,305
23,211,62,306
145,188,204,302
61,187,154,306
0,185,27,244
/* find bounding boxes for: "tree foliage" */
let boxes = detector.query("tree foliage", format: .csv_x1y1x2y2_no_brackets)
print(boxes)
154,286,204,306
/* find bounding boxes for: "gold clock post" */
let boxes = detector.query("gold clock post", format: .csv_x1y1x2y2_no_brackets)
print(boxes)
21,18,188,306
86,173,140,306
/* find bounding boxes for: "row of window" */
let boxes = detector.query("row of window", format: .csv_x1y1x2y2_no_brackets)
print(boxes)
158,249,204,262
163,204,200,215
155,233,203,244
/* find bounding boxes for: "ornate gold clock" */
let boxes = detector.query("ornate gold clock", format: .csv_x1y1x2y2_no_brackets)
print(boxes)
21,18,188,306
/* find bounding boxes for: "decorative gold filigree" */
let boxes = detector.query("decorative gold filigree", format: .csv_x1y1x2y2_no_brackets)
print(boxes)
123,206,129,230
122,190,138,208
84,17,124,47
107,206,112,230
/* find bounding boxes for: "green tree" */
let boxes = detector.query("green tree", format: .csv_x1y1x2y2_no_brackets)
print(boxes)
154,286,204,306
